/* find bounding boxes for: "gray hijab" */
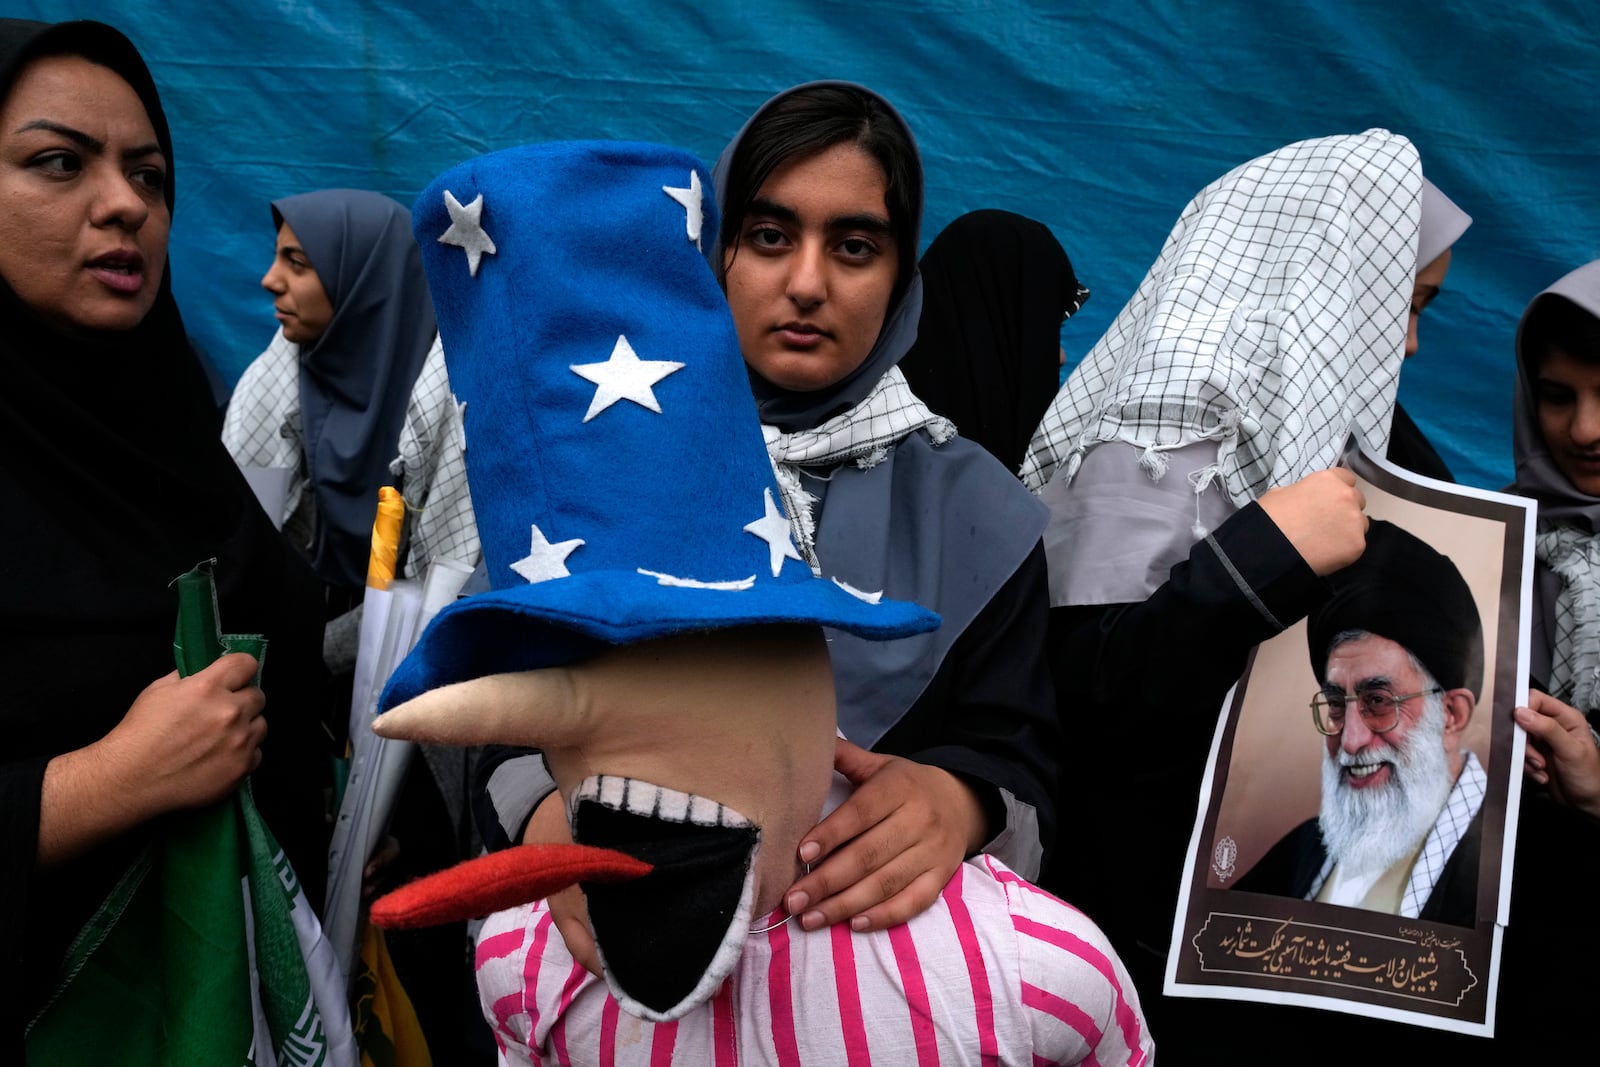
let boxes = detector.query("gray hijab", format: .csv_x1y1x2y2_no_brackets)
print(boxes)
1417,176,1472,270
1511,260,1600,696
712,82,1046,747
1513,260,1600,532
273,189,438,590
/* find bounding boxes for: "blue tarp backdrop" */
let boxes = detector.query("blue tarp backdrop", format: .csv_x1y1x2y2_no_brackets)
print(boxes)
17,1,1599,487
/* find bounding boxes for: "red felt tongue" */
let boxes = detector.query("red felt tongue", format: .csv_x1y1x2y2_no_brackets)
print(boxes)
370,843,653,929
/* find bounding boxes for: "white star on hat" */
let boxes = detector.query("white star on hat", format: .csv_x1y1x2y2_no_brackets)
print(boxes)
831,577,883,604
570,335,685,423
743,488,803,578
510,524,584,584
438,189,497,276
662,170,703,250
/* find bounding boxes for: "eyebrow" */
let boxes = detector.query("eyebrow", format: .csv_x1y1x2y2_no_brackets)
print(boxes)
746,197,892,237
16,119,162,162
746,197,798,226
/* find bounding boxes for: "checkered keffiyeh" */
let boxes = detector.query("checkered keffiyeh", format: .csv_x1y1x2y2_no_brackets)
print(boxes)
763,365,954,569
1020,130,1421,504
390,337,481,574
223,330,480,577
221,328,307,530
1307,750,1487,919
1538,526,1600,714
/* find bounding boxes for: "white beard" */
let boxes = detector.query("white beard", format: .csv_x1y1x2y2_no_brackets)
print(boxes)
1317,694,1455,880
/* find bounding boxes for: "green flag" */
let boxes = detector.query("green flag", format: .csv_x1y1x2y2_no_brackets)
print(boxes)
27,562,356,1066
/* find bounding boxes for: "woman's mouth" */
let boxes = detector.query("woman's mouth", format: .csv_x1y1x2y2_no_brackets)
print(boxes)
775,322,829,349
86,251,146,294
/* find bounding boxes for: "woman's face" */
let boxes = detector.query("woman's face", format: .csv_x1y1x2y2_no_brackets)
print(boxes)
260,220,334,345
722,142,898,393
1534,344,1600,496
0,54,169,333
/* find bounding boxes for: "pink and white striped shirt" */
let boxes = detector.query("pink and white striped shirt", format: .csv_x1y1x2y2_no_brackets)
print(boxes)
475,854,1152,1066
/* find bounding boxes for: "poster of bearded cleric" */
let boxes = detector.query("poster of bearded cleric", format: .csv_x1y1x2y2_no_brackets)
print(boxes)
1166,435,1536,1036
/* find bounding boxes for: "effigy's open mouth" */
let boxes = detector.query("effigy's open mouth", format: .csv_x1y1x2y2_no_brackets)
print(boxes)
571,775,762,1022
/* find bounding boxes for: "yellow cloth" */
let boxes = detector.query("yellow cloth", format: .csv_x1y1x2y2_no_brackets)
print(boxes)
350,923,432,1067
366,487,406,590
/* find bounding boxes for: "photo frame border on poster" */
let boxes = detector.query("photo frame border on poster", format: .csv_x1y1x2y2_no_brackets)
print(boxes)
1162,432,1536,1037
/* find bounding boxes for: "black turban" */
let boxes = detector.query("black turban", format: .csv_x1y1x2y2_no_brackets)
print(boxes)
1306,519,1484,699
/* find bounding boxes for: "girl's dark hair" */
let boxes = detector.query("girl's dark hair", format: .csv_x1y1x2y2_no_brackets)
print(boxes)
718,84,920,304
1525,294,1600,372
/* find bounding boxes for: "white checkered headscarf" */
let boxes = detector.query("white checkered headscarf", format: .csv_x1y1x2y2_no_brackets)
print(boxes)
222,328,309,540
389,336,480,575
763,366,955,569
1020,130,1421,504
223,329,480,578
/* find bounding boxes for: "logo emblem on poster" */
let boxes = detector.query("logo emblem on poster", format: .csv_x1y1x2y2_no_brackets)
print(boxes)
1211,835,1238,882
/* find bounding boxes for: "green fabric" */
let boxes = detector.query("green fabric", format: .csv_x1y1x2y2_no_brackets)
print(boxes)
172,559,267,682
27,562,338,1065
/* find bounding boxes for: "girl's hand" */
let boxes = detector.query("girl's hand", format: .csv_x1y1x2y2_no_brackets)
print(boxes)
782,738,986,933
1518,689,1600,821
523,789,601,976
1257,468,1368,576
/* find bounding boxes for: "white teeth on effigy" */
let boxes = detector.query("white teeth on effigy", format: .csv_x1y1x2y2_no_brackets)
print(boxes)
571,775,753,829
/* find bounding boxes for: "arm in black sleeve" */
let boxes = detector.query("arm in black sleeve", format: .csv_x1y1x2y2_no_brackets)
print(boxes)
471,745,555,852
0,757,47,1056
874,540,1059,879
1042,500,1327,942
1052,500,1328,712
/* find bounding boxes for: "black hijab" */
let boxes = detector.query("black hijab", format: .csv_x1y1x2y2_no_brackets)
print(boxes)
0,19,329,1044
901,209,1088,475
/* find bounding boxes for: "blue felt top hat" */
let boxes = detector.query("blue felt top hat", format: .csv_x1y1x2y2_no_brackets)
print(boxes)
380,141,939,710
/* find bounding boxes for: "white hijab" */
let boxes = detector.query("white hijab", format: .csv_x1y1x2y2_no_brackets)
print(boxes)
1022,129,1424,605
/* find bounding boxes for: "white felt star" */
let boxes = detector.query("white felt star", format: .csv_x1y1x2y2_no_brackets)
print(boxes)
510,524,584,584
570,335,685,423
662,170,703,250
831,577,883,604
638,568,756,591
438,190,497,276
744,488,803,578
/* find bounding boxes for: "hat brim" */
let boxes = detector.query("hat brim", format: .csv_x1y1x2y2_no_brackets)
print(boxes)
380,569,940,711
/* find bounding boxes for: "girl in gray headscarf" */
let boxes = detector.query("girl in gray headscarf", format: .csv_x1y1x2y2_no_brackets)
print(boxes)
709,83,1059,938
1508,262,1600,820
223,190,478,603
